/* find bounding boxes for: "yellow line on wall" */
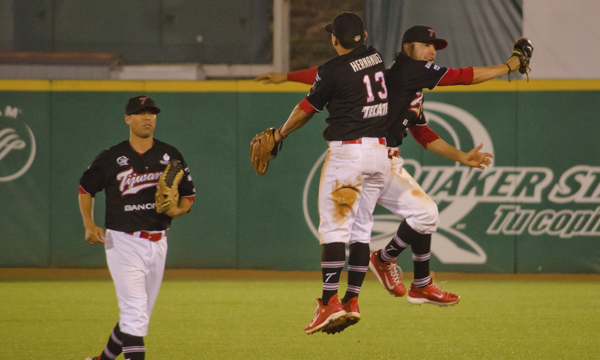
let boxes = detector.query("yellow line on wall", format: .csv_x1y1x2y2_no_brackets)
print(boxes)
1,79,599,92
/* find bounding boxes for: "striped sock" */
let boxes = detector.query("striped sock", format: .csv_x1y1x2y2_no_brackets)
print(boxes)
412,252,432,287
380,233,411,262
343,242,369,303
121,333,145,360
411,233,432,287
321,243,345,305
99,323,123,360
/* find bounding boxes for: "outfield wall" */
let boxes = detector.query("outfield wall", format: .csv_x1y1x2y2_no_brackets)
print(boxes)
1,79,599,273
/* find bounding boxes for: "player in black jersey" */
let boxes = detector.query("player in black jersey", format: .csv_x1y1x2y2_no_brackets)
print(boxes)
257,25,526,307
80,96,195,360
257,12,390,335
370,25,526,306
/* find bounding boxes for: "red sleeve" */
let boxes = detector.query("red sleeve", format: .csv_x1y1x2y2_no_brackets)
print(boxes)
78,185,91,195
409,125,440,148
298,98,317,115
182,195,195,207
287,67,318,85
438,67,474,86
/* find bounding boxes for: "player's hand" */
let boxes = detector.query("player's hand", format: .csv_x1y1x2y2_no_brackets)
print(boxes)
163,204,182,218
255,72,287,84
462,143,493,169
163,197,192,218
84,225,106,245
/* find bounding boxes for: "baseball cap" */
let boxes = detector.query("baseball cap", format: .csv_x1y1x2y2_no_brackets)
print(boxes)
325,12,365,48
402,25,448,50
125,95,161,115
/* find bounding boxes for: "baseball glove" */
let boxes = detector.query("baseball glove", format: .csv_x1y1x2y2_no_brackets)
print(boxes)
511,37,534,78
250,127,283,175
155,159,184,213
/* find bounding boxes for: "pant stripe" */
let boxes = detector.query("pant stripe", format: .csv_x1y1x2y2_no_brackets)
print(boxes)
346,285,361,294
321,261,346,268
103,348,118,359
123,346,146,353
393,234,410,248
412,252,431,262
413,276,431,287
323,283,339,291
347,265,368,272
380,250,396,262
110,331,123,346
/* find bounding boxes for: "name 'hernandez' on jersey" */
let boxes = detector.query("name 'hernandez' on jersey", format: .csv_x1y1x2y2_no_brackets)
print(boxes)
305,45,389,141
385,52,449,148
79,139,195,232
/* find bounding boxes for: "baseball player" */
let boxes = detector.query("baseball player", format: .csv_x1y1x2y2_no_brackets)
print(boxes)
252,12,390,335
369,25,531,307
79,95,195,360
256,27,531,308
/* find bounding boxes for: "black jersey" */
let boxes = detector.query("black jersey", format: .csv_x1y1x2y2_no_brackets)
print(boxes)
305,45,389,141
80,139,195,232
385,53,448,147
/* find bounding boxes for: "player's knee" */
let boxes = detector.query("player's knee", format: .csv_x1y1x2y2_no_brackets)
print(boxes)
407,201,439,234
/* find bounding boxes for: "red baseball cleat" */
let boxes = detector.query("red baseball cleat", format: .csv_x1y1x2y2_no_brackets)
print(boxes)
369,250,406,297
407,281,460,306
304,294,346,335
323,297,361,334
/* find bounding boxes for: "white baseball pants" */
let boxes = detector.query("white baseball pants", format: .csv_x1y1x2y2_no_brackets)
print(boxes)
377,155,439,234
319,137,390,244
105,229,168,337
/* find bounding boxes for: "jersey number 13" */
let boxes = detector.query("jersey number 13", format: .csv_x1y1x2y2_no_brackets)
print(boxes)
363,71,388,103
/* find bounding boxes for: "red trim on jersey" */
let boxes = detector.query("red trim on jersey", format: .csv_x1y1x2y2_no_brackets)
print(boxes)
410,125,440,148
78,185,91,195
438,67,474,86
287,67,318,85
182,195,195,206
298,98,317,114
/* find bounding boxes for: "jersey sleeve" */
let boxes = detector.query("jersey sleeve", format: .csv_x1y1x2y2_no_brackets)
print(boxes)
304,65,337,112
79,150,111,197
176,153,196,199
287,67,319,85
409,111,440,148
438,67,474,86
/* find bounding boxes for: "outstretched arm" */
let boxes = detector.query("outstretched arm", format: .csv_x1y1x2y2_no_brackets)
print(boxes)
410,125,493,169
471,56,521,84
426,140,493,169
255,67,318,85
255,72,288,84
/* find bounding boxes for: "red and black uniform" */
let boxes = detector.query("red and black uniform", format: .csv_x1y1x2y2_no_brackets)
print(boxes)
79,139,195,232
300,45,389,141
385,52,474,148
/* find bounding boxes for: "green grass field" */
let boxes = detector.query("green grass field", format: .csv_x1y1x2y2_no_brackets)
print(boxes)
1,278,599,359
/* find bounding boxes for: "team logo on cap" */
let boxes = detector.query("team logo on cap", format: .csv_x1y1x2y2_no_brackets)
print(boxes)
139,96,148,105
428,28,434,37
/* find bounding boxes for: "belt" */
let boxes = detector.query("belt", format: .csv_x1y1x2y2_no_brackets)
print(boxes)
341,137,386,145
125,230,168,241
388,148,400,159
